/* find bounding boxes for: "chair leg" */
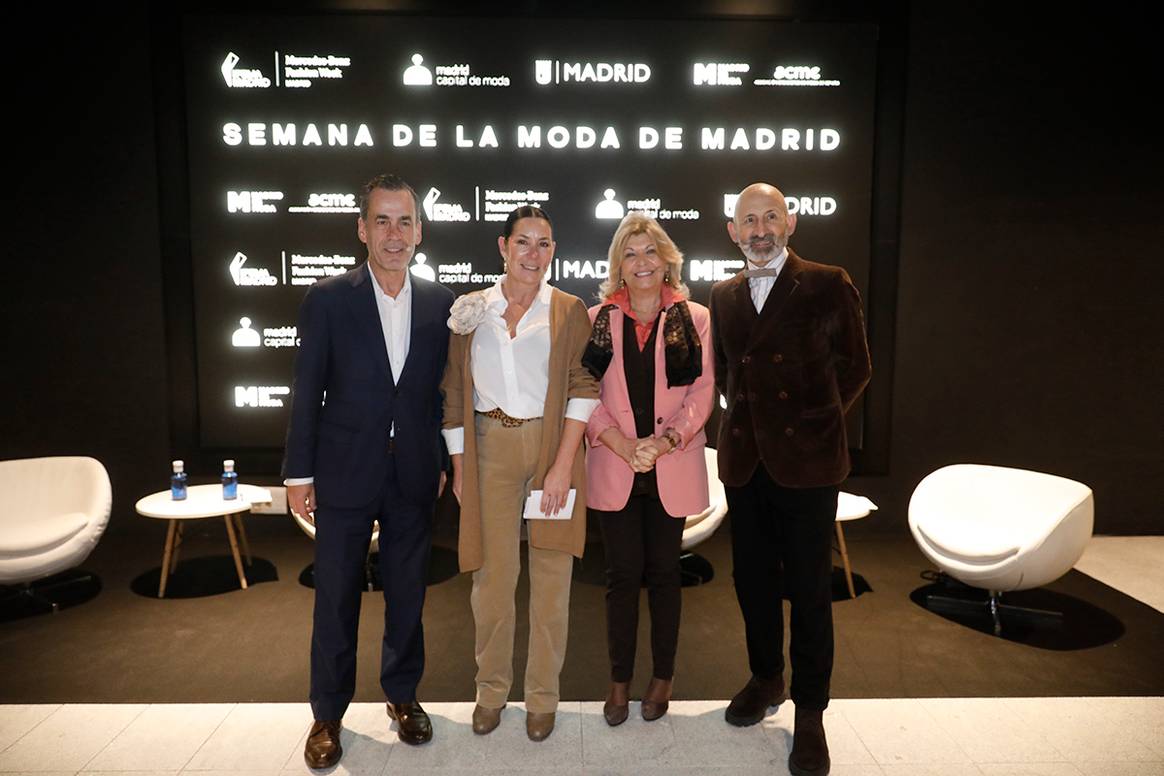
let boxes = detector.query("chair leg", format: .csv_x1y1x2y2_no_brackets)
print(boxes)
159,520,178,598
223,515,249,590
169,522,184,575
835,522,856,598
1,584,60,614
233,513,253,566
926,585,1065,636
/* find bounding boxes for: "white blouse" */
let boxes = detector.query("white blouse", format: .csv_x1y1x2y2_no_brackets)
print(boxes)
441,277,598,455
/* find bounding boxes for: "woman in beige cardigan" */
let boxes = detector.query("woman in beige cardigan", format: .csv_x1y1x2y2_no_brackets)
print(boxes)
441,206,599,743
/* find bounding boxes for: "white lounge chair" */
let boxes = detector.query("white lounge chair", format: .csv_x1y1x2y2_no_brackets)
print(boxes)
0,456,112,612
908,463,1094,634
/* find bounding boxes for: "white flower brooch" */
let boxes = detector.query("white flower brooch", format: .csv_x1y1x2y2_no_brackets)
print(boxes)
447,290,488,334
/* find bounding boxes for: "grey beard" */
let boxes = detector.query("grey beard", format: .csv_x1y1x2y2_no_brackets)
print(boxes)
741,240,785,265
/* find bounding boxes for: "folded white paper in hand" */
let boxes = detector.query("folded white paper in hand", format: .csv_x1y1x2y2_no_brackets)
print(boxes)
524,489,577,520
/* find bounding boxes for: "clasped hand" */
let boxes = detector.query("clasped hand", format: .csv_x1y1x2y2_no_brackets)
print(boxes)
625,435,671,473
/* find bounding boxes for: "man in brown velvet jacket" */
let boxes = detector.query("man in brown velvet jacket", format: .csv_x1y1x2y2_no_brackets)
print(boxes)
709,182,871,776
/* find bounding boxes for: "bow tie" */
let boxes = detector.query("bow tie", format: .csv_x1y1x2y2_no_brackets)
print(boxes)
743,267,780,278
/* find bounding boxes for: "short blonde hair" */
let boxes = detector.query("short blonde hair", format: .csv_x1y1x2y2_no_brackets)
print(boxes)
599,212,689,301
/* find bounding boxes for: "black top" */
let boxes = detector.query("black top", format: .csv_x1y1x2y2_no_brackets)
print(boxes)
622,312,660,498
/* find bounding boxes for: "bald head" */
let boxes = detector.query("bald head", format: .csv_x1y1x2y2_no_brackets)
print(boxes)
727,182,796,266
736,183,787,215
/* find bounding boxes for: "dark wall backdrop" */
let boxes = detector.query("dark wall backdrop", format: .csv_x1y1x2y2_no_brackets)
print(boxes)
6,3,1161,535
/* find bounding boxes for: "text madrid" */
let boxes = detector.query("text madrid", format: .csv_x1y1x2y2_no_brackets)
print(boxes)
221,122,841,152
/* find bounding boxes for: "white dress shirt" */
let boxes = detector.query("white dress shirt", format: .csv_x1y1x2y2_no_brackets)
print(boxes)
441,277,598,455
747,246,788,313
284,265,411,486
371,265,412,391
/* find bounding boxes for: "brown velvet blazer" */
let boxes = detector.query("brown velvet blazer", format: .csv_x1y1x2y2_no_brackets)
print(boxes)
441,288,599,572
708,250,871,489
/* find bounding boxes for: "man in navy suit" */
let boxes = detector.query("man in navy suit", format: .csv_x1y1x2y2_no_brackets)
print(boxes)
283,174,454,769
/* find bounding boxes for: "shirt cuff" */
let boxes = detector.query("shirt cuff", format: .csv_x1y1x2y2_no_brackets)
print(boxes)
442,426,465,455
283,477,314,486
565,397,600,423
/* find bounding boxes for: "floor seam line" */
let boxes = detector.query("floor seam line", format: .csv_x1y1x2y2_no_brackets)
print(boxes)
0,703,64,758
77,702,150,772
178,701,237,773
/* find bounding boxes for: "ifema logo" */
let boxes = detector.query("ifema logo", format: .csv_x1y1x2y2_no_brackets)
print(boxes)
221,52,271,88
229,251,278,286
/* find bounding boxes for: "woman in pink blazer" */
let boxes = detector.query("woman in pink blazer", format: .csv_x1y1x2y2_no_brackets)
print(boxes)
583,212,714,727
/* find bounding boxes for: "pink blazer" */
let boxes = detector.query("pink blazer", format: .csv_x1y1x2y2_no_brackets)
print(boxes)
586,300,715,517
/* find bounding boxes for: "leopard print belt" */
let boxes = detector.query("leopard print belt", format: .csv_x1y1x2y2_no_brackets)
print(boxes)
477,407,541,428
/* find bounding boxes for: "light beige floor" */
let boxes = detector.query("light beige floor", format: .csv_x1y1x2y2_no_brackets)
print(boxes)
3,535,1161,776
0,697,1161,776
1074,535,1164,613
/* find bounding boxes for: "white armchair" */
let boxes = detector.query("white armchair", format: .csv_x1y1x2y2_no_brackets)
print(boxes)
0,456,112,611
291,505,380,591
675,448,730,585
908,463,1094,633
681,447,729,552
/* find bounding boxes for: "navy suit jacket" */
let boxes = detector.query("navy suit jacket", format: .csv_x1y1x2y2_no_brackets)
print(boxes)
282,263,455,509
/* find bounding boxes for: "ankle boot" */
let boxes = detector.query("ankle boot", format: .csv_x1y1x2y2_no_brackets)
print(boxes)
603,681,630,726
641,677,673,721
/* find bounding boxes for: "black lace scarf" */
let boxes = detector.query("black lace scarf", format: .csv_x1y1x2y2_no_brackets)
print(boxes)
582,301,702,387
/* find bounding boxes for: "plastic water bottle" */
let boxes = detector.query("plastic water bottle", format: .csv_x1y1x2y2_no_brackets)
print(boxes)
171,460,188,500
222,459,238,500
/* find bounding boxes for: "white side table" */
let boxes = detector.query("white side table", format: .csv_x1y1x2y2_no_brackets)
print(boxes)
135,484,272,598
836,492,878,598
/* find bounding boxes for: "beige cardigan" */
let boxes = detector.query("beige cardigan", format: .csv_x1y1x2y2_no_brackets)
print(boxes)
442,287,599,573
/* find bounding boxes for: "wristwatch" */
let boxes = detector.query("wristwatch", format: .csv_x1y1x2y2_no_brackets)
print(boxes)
662,428,681,452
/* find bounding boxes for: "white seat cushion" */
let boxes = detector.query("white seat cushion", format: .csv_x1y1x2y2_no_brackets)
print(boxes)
913,524,1020,564
0,511,89,554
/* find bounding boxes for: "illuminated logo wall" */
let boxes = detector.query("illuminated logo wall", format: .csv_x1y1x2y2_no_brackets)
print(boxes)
184,15,878,447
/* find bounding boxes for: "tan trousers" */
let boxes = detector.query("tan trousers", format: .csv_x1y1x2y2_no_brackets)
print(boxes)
472,413,575,714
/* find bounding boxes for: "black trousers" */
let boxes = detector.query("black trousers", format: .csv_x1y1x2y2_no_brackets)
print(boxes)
594,494,686,683
726,466,838,711
310,455,432,721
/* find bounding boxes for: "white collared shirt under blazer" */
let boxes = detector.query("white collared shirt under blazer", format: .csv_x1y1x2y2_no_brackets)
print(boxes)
442,278,598,455
747,246,788,312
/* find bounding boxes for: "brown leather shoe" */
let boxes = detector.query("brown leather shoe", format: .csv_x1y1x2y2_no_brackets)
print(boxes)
724,675,786,727
640,677,673,722
603,681,630,726
303,720,342,769
789,706,830,776
386,700,432,745
526,710,555,742
472,703,505,735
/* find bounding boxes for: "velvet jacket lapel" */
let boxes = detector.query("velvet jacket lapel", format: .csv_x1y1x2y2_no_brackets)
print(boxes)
744,251,803,351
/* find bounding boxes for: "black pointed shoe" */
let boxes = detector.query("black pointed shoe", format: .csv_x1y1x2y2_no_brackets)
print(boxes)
386,700,433,745
304,720,342,769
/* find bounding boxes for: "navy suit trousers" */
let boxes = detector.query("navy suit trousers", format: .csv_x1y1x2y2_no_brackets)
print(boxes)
309,454,432,721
